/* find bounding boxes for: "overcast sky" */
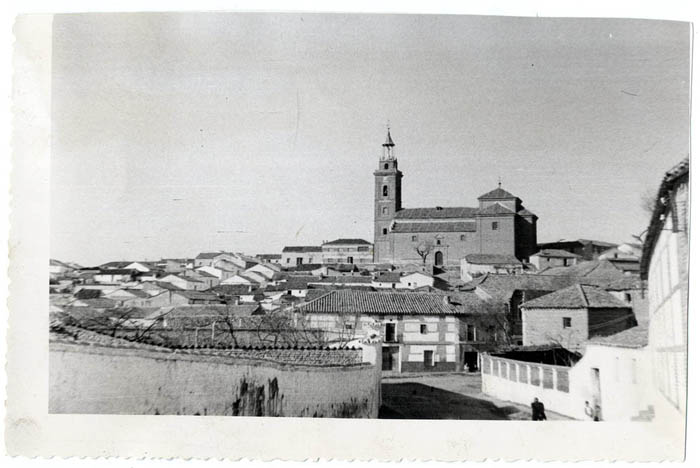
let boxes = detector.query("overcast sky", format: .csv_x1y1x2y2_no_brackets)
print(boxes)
51,13,690,266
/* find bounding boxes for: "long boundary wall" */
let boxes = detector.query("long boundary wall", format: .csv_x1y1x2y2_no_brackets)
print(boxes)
50,341,381,417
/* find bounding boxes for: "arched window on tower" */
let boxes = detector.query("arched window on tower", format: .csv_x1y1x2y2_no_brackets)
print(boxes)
382,185,388,197
384,163,389,170
382,207,388,215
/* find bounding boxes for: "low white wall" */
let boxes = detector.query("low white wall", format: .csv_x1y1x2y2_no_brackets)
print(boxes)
482,346,655,421
481,355,578,418
50,341,381,417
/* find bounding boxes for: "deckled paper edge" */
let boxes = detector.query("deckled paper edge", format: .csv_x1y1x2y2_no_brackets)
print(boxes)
5,9,692,462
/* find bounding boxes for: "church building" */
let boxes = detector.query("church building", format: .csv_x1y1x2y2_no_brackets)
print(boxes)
373,129,538,267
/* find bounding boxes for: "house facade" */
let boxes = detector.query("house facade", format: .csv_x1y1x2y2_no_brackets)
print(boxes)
281,246,323,266
321,238,373,265
640,158,688,425
529,249,581,270
520,284,636,350
297,289,464,373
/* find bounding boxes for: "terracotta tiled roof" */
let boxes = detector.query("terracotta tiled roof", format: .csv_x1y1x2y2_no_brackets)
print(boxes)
164,304,261,318
464,254,521,265
520,284,631,309
310,276,373,284
282,246,322,252
322,238,372,245
588,324,648,348
394,207,479,219
537,259,625,279
476,203,516,215
478,187,517,200
392,221,477,233
532,249,581,259
298,289,460,315
374,272,402,283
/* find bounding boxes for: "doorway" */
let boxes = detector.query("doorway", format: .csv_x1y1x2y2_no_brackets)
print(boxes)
464,352,479,372
434,251,443,266
423,350,434,369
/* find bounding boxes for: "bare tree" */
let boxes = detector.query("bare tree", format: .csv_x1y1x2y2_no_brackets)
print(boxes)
415,240,433,265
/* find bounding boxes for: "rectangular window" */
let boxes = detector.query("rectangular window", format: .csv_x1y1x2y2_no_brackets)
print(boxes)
460,234,466,241
385,323,396,343
492,222,498,230
382,228,388,235
296,257,303,265
467,324,477,341
624,293,632,303
411,235,418,242
420,324,428,334
563,317,572,328
286,258,290,264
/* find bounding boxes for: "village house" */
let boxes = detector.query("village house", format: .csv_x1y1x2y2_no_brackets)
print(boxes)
640,158,688,426
537,239,617,261
93,268,139,284
194,252,238,268
598,244,641,275
321,238,373,265
297,289,469,373
281,246,324,266
528,249,581,270
370,271,436,290
460,253,523,281
50,259,77,279
158,274,208,291
520,284,636,351
255,253,282,264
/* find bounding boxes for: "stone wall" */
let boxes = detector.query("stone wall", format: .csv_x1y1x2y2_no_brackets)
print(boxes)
50,341,381,417
522,307,588,349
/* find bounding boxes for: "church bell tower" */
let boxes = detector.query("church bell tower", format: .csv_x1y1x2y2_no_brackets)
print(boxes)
373,128,402,263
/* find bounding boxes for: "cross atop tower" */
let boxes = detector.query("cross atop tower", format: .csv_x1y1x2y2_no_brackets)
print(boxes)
498,176,502,188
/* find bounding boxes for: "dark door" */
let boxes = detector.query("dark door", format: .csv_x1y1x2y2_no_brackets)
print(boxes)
423,350,434,369
464,352,479,372
347,256,354,264
434,251,443,266
382,347,393,371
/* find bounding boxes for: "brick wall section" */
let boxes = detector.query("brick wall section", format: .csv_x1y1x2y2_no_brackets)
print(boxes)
50,341,380,417
522,307,588,349
195,347,363,366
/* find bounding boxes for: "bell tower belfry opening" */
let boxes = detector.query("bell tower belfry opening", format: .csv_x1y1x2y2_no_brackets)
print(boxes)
373,127,402,263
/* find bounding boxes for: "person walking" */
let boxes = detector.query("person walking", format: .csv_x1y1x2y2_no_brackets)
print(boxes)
584,401,595,421
594,404,602,421
531,398,547,421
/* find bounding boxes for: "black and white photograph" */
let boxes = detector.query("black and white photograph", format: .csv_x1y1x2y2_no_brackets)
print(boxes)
6,4,693,462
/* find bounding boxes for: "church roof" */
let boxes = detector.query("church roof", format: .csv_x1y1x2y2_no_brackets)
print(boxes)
392,221,477,233
478,187,518,200
394,207,478,220
517,208,537,217
475,203,516,215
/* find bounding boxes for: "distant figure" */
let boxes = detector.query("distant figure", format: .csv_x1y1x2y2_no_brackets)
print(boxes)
594,404,602,421
531,398,547,421
584,401,594,421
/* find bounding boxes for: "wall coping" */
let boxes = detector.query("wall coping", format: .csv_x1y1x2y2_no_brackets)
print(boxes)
50,340,373,372
484,353,572,371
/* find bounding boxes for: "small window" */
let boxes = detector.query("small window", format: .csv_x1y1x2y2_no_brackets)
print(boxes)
344,323,354,330
384,163,389,170
436,239,441,245
467,324,477,341
382,228,388,235
382,206,388,215
382,185,388,197
460,234,466,241
286,258,290,264
492,222,498,230
411,235,418,242
420,324,428,334
624,293,632,303
563,317,572,328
